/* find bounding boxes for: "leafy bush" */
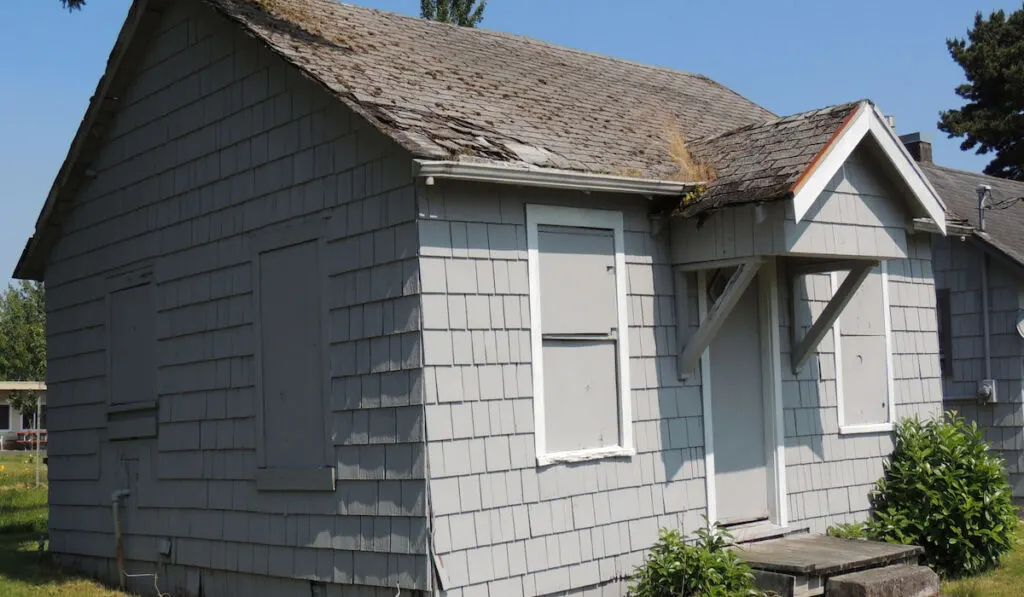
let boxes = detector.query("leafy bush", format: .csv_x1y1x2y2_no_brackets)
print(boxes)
866,414,1018,579
629,522,762,597
825,522,867,540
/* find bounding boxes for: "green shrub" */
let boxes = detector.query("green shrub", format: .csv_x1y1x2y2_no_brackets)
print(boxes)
825,522,867,540
629,522,762,597
866,414,1018,579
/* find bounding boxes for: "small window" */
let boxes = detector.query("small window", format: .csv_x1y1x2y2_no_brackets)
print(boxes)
527,205,633,465
832,263,895,434
0,405,9,430
109,281,156,406
936,288,953,378
253,223,334,492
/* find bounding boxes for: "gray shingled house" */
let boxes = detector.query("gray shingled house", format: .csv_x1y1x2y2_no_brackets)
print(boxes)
13,0,951,595
901,134,1024,501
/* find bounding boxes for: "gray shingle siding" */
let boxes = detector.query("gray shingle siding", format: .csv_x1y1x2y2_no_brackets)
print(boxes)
420,183,706,597
932,236,1024,496
43,3,427,595
784,235,942,532
419,157,944,596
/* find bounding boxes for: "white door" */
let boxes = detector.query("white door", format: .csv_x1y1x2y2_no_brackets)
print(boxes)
709,279,769,525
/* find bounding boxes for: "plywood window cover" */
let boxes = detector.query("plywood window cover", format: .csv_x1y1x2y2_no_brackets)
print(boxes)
250,217,336,491
831,262,896,435
105,265,156,415
526,204,633,466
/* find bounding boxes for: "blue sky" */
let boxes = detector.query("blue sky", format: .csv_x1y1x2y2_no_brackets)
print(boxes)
1,0,1018,284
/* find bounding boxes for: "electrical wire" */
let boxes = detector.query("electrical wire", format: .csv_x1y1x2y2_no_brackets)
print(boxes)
122,571,171,597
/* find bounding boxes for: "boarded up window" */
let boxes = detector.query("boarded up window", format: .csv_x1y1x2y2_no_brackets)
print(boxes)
109,283,155,405
255,237,333,491
527,206,632,464
936,289,953,378
833,264,893,430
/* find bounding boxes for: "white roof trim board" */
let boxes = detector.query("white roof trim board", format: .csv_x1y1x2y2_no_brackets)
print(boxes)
414,160,698,196
790,103,948,234
0,381,47,392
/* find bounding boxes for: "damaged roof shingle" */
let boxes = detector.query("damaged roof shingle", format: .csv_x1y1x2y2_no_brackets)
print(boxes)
681,101,863,216
206,0,777,177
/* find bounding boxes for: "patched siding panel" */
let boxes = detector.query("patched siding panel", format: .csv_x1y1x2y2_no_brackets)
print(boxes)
42,3,426,594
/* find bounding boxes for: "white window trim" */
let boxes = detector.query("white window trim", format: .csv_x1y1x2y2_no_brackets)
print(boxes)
526,204,633,466
831,262,896,435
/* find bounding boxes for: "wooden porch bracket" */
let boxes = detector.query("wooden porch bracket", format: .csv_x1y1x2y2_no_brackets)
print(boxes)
678,259,763,377
790,261,875,374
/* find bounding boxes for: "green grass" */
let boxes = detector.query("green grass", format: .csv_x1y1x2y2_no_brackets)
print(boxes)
941,522,1024,597
0,453,131,597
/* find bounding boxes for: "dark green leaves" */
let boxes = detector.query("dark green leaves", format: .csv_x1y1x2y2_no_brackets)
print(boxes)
629,521,762,597
60,0,86,11
420,0,486,27
938,7,1024,180
864,414,1018,579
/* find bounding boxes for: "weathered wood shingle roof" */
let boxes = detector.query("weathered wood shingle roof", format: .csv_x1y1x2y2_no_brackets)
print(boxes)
920,162,1024,266
14,0,888,279
682,101,862,215
207,0,777,178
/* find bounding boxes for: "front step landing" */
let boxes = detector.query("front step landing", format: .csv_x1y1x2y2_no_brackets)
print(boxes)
827,565,939,597
734,535,925,597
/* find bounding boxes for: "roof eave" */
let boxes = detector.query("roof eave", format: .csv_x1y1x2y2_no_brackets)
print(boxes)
413,160,699,197
789,102,949,235
12,0,164,281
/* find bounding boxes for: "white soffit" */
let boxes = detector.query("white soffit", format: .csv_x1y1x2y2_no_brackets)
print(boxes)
791,103,948,235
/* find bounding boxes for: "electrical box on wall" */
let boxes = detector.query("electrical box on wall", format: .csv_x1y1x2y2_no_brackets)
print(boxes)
979,379,998,404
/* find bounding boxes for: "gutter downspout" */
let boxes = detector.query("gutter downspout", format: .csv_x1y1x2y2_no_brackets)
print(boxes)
111,489,131,589
982,252,993,384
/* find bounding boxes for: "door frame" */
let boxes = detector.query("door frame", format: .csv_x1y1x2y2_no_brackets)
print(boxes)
699,258,787,527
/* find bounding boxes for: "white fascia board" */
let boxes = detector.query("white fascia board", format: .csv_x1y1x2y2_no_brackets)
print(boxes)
414,160,696,196
0,381,46,392
791,104,948,235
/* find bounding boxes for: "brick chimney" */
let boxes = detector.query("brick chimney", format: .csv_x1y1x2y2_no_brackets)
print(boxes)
899,132,933,164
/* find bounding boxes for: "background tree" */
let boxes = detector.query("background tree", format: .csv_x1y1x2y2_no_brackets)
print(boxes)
60,0,85,10
420,0,486,27
0,282,47,420
939,6,1024,180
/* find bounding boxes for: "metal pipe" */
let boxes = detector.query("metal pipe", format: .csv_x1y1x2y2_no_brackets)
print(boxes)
111,489,130,589
982,253,992,383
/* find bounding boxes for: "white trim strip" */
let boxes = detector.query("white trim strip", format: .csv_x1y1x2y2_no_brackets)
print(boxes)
765,259,788,526
697,269,716,525
791,104,947,235
415,160,697,197
0,381,46,392
526,204,633,466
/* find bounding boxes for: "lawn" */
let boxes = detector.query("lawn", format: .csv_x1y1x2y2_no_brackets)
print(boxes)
0,452,130,597
941,521,1024,597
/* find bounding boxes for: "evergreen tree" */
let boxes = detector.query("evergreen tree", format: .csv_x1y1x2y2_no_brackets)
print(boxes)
60,0,85,10
939,6,1024,180
420,0,486,27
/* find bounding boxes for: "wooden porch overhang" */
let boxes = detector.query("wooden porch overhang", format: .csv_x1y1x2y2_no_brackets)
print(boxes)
673,253,881,379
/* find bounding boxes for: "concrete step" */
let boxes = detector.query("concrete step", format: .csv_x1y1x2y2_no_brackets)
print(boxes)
826,564,939,597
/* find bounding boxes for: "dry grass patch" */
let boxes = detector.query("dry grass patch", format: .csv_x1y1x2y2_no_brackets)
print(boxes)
665,126,716,183
941,521,1024,597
